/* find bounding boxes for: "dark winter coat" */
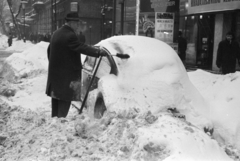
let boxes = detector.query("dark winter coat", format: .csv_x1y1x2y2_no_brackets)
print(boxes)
78,33,86,44
8,35,12,46
46,25,100,101
216,39,240,74
178,36,187,61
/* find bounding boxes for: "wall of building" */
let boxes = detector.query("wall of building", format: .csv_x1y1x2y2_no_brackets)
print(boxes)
179,0,240,71
28,0,114,44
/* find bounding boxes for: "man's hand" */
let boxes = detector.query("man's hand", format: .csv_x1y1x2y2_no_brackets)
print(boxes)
99,49,108,57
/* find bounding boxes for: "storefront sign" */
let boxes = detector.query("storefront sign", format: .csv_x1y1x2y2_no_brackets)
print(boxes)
70,2,78,12
155,12,174,43
140,0,179,12
138,0,178,40
186,0,240,14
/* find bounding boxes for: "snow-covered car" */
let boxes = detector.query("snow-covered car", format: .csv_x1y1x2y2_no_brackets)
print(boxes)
81,35,211,128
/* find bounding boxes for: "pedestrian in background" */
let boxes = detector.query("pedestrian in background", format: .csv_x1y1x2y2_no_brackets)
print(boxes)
216,31,240,74
46,12,108,118
78,31,86,44
178,31,187,65
8,33,13,47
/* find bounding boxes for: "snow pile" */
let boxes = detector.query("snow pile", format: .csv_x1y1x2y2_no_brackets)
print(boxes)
0,103,233,161
0,36,240,160
5,39,34,52
91,36,211,130
0,34,8,49
0,34,34,51
188,70,240,150
0,42,48,82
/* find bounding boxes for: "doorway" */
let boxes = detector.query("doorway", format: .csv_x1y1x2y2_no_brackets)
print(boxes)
196,14,215,69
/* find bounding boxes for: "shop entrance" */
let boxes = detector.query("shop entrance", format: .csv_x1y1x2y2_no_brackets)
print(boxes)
196,14,215,69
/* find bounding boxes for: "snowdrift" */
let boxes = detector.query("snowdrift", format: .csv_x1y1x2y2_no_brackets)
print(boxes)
0,36,239,160
5,39,34,52
0,35,8,49
0,42,48,82
188,70,240,151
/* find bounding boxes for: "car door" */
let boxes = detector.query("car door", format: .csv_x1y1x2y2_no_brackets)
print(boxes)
81,54,118,101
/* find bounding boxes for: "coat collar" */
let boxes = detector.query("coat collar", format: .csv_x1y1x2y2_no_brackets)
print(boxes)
62,25,76,34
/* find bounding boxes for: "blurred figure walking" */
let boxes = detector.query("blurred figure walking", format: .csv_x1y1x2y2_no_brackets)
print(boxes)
216,31,240,74
178,31,187,65
8,33,13,47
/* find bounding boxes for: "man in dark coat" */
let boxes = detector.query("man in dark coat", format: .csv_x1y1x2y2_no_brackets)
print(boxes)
8,33,13,47
78,31,86,44
216,31,240,74
178,31,187,64
46,12,107,118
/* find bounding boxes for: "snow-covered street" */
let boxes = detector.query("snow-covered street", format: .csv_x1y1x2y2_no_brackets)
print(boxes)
0,35,240,161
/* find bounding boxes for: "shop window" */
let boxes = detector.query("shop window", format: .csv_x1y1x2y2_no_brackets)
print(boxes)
115,0,136,35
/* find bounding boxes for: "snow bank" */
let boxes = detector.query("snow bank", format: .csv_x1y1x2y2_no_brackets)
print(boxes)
2,105,231,161
0,34,8,49
5,39,34,52
92,35,211,129
74,111,232,161
0,35,238,160
0,42,48,82
188,70,240,150
0,34,34,51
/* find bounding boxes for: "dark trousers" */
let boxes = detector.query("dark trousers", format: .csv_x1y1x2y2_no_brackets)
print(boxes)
51,98,71,118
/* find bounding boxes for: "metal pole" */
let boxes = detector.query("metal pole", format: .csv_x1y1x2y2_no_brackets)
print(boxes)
103,13,105,39
55,0,57,30
120,0,124,35
101,0,106,39
24,8,26,42
90,26,92,45
112,0,116,35
51,0,53,34
135,0,140,35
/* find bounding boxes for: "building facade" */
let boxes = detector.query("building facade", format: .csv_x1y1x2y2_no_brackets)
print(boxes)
179,0,240,71
115,0,240,71
18,0,240,72
23,0,113,44
114,0,180,52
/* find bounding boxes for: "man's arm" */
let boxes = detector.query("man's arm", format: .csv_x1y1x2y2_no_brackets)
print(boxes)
68,33,107,57
68,33,100,57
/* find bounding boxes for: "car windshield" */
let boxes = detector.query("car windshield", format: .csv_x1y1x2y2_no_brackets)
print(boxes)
82,56,111,78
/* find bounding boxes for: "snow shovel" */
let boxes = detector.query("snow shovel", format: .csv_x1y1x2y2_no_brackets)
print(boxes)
78,48,130,114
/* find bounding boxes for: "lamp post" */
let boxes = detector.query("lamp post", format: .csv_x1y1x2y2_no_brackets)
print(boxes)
89,25,92,45
21,0,27,43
